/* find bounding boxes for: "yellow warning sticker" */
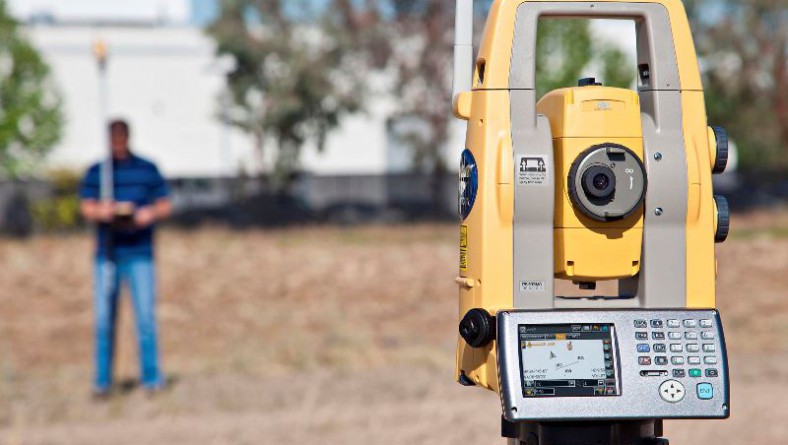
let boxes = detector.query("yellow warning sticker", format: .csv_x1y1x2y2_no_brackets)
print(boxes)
459,225,469,272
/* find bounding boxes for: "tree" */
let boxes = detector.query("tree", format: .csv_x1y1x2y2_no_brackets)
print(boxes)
208,0,636,195
535,19,635,98
208,0,381,185
0,0,63,179
685,0,787,171
387,2,452,171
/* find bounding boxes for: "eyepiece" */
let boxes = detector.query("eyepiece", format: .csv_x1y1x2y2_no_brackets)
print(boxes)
581,165,617,200
568,144,647,222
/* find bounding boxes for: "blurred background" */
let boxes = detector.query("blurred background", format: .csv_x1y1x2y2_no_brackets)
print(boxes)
0,0,785,444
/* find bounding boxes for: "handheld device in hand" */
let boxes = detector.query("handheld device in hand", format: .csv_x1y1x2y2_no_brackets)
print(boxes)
113,202,137,230
451,1,731,444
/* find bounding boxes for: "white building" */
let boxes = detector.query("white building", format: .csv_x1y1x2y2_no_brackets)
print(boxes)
26,21,459,178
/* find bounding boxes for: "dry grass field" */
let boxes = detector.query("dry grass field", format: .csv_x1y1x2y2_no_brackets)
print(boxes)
0,210,786,444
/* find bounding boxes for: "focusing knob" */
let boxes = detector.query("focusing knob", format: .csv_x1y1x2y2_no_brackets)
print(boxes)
711,126,729,174
714,195,730,243
459,308,495,348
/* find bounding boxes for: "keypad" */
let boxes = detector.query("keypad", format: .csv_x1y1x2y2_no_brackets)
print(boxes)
635,315,721,388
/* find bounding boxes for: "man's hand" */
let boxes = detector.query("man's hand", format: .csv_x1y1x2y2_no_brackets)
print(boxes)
81,200,115,223
97,201,115,222
134,206,157,228
81,198,171,227
133,199,172,229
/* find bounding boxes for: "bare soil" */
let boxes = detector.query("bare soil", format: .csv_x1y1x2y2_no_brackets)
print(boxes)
0,210,786,444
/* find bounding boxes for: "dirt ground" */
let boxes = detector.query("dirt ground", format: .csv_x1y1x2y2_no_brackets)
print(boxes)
0,210,786,445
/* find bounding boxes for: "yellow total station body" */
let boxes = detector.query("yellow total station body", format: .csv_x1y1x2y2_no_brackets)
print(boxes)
540,86,645,281
453,0,730,393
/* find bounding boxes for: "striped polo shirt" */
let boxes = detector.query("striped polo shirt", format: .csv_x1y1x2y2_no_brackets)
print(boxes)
79,154,169,259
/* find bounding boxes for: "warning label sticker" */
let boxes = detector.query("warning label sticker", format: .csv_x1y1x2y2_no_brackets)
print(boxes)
517,155,549,186
520,280,546,293
459,225,469,272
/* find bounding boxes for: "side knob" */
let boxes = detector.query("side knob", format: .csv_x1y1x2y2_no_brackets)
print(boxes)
714,195,730,243
459,308,495,348
710,126,729,174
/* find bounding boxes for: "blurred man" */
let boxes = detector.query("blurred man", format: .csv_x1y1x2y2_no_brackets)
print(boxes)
79,119,172,397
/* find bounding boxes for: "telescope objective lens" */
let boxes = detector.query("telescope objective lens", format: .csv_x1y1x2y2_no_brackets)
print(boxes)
593,173,610,191
580,165,616,200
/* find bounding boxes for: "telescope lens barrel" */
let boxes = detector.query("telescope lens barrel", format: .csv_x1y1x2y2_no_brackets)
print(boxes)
568,144,647,222
581,165,617,200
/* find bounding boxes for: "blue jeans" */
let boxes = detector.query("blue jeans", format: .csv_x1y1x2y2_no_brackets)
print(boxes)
94,255,163,391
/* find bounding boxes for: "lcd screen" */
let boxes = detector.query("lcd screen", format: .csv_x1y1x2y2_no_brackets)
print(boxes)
519,324,619,397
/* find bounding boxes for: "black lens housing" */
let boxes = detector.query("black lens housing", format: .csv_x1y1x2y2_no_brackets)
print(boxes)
581,165,617,200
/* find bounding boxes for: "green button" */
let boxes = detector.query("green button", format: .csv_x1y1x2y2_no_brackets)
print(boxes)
689,369,702,377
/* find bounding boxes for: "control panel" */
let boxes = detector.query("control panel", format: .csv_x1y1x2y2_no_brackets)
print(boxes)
497,310,730,422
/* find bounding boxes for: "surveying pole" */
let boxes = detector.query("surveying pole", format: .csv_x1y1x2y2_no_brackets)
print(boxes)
94,39,112,203
451,1,731,444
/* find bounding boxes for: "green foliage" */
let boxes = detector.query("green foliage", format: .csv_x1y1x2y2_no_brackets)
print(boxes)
685,0,787,171
31,169,82,232
208,0,375,185
0,0,63,179
31,195,80,232
536,19,635,99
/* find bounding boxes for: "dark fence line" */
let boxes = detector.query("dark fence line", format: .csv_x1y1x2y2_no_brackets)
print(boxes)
0,173,460,234
170,173,459,227
0,171,783,235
